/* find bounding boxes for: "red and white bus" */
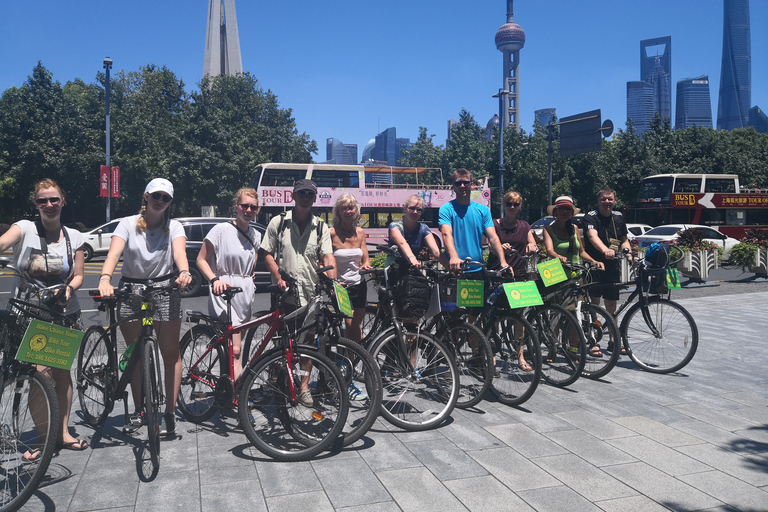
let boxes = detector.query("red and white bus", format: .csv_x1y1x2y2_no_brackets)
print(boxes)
633,173,768,239
253,163,492,249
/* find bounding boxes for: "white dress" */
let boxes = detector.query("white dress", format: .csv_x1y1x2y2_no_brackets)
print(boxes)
205,222,261,324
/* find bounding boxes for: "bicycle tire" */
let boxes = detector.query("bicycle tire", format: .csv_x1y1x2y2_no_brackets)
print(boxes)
620,297,698,374
76,325,115,427
579,303,622,380
484,312,541,406
360,303,382,346
178,324,228,423
0,371,60,512
371,330,459,431
238,347,349,462
434,319,493,409
313,337,382,446
142,337,161,470
528,304,586,387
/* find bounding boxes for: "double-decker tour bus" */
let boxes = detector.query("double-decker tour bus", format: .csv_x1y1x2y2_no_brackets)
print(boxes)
633,173,768,238
253,163,491,249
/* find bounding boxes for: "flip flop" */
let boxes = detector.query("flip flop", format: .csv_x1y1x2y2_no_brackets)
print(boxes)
58,439,88,451
22,448,42,462
518,361,533,372
589,346,603,358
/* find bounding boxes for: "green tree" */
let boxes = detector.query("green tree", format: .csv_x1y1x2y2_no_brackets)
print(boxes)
398,126,446,184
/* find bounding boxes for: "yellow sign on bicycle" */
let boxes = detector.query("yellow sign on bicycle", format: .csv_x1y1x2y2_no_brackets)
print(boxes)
15,319,85,370
502,281,543,309
333,281,354,318
537,258,567,287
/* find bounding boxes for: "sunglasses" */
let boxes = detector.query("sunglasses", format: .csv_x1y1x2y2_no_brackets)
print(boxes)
150,192,173,203
238,203,259,211
505,202,521,208
407,206,423,213
36,197,61,206
454,180,471,187
296,190,316,198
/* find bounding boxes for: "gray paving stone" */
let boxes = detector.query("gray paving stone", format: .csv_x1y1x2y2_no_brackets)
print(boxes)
485,422,568,458
444,475,535,511
676,442,768,487
468,447,560,492
675,420,768,455
668,403,762,431
593,495,673,512
199,460,258,485
532,454,638,502
543,429,638,467
313,456,391,508
67,460,141,511
437,414,507,451
516,484,603,512
610,416,704,447
376,467,468,512
501,406,578,433
735,425,768,445
134,468,200,511
266,490,335,512
201,478,267,512
606,435,711,476
609,461,723,510
611,397,702,426
336,502,403,512
553,409,636,440
254,459,322,497
717,392,768,408
14,492,73,512
357,432,422,472
404,438,488,481
678,470,768,511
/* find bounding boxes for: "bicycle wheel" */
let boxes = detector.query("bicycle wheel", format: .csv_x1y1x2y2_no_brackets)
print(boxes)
435,319,493,409
238,347,348,462
178,324,228,423
76,325,114,427
0,371,60,512
485,313,541,406
360,303,382,346
579,303,622,380
371,330,459,431
142,337,162,470
323,337,382,446
528,304,586,387
620,297,698,373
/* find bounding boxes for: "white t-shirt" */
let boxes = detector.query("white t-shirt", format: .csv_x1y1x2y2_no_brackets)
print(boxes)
113,215,186,279
12,220,85,313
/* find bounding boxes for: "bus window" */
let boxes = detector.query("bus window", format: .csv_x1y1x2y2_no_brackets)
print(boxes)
673,178,703,193
260,169,306,186
700,209,725,225
746,209,768,226
670,209,693,224
637,176,673,202
725,209,746,225
359,213,370,228
313,170,359,188
704,178,737,193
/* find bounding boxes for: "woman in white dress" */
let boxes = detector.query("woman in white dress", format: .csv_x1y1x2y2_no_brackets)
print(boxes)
197,188,261,379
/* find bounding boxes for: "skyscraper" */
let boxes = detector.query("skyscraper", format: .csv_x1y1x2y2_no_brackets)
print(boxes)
203,0,243,78
748,106,767,133
627,81,655,134
717,0,751,130
534,108,556,129
495,1,526,131
675,76,712,130
326,139,358,165
626,36,672,132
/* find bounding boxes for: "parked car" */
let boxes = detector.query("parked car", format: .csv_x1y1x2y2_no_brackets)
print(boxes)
82,219,122,262
633,224,739,259
174,217,269,298
626,223,653,241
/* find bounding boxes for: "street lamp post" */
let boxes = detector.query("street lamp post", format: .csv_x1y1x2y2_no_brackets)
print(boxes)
492,89,510,218
104,57,112,222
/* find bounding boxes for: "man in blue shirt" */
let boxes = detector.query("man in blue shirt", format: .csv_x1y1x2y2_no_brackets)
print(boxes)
440,168,509,273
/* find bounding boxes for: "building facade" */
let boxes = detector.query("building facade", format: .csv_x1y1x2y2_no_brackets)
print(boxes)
675,76,712,130
325,139,358,165
748,106,767,133
717,0,751,130
627,81,656,134
627,36,672,133
534,108,556,129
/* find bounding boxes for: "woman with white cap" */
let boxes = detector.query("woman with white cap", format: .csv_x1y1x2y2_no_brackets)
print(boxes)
98,178,191,437
542,196,603,269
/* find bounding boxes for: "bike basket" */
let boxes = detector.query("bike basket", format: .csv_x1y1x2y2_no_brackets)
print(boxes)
4,299,69,347
394,273,433,320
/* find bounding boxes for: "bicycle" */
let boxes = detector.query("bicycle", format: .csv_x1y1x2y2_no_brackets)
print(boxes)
0,258,67,512
76,282,172,475
175,268,349,461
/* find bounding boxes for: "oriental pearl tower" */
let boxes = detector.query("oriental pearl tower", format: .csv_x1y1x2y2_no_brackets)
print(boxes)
495,0,526,131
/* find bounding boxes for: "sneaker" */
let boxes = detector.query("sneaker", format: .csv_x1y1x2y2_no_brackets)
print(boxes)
297,389,314,407
348,382,368,401
122,413,143,434
159,412,176,437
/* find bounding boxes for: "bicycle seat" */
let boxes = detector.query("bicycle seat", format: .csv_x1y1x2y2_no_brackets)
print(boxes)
217,286,243,301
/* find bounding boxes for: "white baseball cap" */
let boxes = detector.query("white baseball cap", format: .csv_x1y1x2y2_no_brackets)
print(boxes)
144,178,174,198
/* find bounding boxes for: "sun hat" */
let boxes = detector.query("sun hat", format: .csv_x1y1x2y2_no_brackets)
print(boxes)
144,178,174,198
547,195,580,216
293,179,317,195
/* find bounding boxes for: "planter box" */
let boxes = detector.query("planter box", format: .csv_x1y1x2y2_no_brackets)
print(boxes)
676,249,719,279
748,247,768,275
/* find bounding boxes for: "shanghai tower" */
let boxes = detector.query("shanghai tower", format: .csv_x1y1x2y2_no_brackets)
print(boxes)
717,0,751,130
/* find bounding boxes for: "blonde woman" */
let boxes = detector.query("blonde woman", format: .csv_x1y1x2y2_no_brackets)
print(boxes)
98,178,191,437
388,194,448,268
197,188,261,379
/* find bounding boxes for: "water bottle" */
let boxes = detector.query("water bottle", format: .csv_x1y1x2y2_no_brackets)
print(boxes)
119,343,135,371
487,285,502,306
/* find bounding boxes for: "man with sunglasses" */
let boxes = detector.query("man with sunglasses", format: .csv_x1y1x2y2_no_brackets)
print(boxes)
439,169,509,275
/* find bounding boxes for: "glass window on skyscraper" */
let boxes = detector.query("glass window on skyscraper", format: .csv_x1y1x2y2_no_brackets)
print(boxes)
675,76,712,130
627,81,655,134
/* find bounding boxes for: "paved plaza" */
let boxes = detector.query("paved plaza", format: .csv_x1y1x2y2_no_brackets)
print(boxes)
21,291,768,511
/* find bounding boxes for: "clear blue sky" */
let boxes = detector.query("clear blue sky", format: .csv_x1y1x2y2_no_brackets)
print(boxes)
1,1,765,159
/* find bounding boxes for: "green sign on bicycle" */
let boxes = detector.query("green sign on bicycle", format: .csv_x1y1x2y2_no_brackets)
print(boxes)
15,319,85,370
666,268,682,289
502,281,543,309
537,258,568,287
333,281,354,318
457,280,484,307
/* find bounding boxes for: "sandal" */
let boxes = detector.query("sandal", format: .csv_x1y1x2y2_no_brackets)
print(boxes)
58,439,88,451
518,360,533,372
589,346,603,358
22,448,42,462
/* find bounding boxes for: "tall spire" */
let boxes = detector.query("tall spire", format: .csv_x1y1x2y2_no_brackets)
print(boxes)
495,1,525,130
203,0,243,78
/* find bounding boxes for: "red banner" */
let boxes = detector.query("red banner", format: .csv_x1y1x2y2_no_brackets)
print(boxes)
99,166,109,197
111,167,120,198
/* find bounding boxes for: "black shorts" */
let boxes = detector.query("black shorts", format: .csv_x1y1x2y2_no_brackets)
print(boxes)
588,261,621,301
346,280,368,310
